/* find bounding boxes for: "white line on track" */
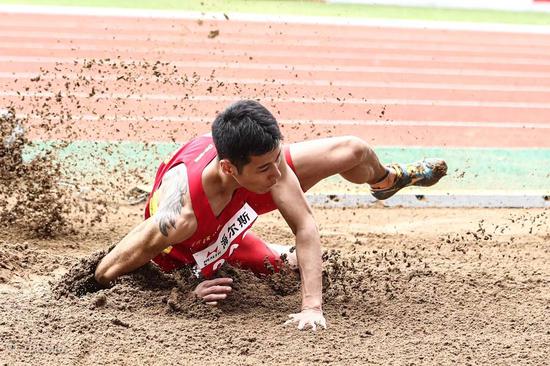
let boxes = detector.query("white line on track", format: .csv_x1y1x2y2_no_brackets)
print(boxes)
1,4,550,35
20,113,550,129
2,42,550,68
2,57,550,79
2,22,550,49
3,72,550,93
3,30,550,57
5,90,550,109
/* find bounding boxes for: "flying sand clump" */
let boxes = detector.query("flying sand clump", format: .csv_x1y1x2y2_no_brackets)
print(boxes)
0,108,71,238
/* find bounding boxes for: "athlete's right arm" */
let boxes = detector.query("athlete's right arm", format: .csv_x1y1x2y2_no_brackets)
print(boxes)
94,164,197,286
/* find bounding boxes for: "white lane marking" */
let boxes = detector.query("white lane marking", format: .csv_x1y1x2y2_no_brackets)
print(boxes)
17,113,550,129
2,72,550,92
2,42,550,68
4,90,550,109
1,56,550,79
1,4,550,34
2,21,550,49
2,30,550,56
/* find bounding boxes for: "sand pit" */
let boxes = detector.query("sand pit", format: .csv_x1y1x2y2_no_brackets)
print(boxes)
0,204,548,365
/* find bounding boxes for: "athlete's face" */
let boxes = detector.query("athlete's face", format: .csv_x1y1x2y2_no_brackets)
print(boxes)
230,145,283,194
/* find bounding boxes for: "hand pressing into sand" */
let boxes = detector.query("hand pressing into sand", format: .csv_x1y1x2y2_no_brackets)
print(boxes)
284,308,327,331
194,277,233,305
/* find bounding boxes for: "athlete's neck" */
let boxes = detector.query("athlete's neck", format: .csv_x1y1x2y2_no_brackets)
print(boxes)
203,157,241,197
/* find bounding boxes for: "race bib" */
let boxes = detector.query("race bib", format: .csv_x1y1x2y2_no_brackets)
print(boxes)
192,203,258,271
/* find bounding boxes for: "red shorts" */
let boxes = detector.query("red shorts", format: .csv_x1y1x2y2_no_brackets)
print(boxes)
153,231,282,277
225,231,282,275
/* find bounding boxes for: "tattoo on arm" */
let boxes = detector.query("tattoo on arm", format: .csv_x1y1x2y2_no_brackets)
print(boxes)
155,165,188,237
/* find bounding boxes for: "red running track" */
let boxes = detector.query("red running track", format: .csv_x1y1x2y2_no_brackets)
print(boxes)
1,11,549,148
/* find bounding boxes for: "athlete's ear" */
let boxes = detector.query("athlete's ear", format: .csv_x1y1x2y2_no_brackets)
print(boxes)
219,159,237,175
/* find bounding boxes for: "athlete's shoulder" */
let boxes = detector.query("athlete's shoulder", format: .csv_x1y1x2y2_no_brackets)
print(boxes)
154,164,197,240
162,134,214,165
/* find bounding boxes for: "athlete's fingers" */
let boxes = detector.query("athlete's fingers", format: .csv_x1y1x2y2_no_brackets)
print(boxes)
203,285,232,296
284,314,298,326
202,293,227,302
283,312,326,330
205,277,233,287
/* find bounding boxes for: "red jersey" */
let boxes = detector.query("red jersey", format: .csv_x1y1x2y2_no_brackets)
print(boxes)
145,135,290,277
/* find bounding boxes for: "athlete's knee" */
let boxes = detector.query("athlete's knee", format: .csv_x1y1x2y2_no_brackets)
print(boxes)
268,243,297,268
343,135,372,163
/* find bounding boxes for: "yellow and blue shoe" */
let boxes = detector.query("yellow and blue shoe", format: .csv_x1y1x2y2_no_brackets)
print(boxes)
371,159,447,200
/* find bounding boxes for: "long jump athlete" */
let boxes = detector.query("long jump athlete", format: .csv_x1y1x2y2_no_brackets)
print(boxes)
94,100,447,331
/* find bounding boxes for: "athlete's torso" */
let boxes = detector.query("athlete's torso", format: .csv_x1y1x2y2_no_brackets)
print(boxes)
145,135,278,277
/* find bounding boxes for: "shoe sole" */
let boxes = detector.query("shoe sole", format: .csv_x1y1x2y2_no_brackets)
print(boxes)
371,159,448,200
413,159,448,187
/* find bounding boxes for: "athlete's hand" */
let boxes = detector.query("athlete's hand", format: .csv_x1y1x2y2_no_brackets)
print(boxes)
284,308,327,331
193,277,233,305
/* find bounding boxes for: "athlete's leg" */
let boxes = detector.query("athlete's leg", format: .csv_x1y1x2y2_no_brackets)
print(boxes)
226,231,296,276
288,136,447,198
288,136,387,191
266,243,297,268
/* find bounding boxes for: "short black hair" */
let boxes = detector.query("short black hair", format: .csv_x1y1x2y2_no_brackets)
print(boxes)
212,100,283,172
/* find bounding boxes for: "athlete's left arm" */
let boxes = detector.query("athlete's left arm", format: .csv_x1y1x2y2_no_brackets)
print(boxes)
271,156,326,331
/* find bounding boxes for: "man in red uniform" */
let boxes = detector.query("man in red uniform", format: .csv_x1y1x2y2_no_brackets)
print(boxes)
95,100,447,331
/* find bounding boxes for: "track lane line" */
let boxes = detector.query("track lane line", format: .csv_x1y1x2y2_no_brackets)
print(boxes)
3,30,550,57
5,90,550,109
1,57,549,79
3,42,550,69
17,113,550,130
2,5,550,34
4,72,550,93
